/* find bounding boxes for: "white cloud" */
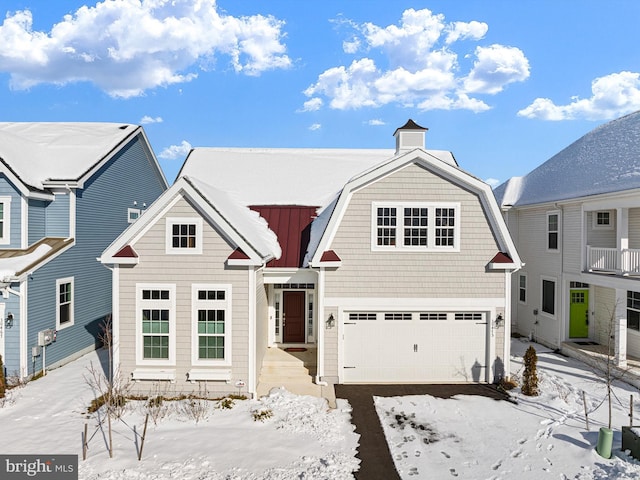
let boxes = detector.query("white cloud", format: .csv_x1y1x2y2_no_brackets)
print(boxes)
309,123,321,131
367,119,386,126
301,97,323,112
518,71,640,121
140,115,163,124
158,140,192,160
462,45,530,95
485,177,500,188
0,0,291,98
304,8,528,112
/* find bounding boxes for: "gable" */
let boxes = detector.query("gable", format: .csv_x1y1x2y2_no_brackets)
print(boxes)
307,154,521,268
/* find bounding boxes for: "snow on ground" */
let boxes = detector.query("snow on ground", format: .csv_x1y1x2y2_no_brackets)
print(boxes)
0,349,359,479
376,338,640,479
4,338,640,479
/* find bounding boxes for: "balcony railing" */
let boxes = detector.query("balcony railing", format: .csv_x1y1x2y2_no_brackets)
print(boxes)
587,246,640,275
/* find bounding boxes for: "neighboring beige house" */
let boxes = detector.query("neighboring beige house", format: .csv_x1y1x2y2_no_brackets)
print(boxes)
100,120,521,399
494,111,640,369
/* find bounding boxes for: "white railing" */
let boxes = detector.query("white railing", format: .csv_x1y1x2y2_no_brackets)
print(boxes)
587,246,640,275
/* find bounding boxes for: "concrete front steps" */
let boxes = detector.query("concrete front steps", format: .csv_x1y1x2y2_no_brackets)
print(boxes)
256,346,336,407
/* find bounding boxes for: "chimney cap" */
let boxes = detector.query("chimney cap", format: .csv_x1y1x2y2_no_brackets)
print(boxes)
393,119,428,136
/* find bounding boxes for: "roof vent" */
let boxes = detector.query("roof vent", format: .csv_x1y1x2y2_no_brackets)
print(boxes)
393,119,427,154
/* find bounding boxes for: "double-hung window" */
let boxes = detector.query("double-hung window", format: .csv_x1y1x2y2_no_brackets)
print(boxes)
166,217,203,254
519,274,527,303
372,202,460,251
547,212,559,251
137,284,176,365
56,277,74,329
192,284,232,365
0,196,11,245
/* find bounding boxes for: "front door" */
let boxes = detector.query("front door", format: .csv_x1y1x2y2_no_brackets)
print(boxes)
569,289,589,338
283,291,305,343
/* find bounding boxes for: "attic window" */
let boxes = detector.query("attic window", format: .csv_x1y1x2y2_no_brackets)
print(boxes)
166,217,203,254
372,202,460,252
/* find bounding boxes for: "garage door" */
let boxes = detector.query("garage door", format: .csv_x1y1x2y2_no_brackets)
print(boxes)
342,311,488,383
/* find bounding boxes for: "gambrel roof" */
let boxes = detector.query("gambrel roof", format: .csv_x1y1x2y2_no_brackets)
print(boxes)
495,110,640,207
0,122,167,195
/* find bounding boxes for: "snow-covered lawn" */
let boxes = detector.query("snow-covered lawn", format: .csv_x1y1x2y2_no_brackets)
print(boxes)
3,338,640,479
377,338,640,479
0,350,359,479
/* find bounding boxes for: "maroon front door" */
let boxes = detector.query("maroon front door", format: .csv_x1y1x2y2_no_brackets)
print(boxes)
283,291,305,343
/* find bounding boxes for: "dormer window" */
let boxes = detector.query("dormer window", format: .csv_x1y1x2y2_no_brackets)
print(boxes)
166,217,203,254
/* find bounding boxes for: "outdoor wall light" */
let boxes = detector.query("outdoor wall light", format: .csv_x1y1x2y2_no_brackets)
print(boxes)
495,313,503,327
326,313,335,329
5,312,13,328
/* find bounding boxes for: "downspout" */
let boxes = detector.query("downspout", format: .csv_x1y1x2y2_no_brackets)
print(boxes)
314,267,328,386
248,266,257,399
102,264,120,382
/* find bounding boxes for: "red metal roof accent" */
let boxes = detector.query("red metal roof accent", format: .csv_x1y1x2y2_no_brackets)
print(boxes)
490,252,513,263
320,250,341,262
114,245,138,258
228,248,250,260
249,205,318,268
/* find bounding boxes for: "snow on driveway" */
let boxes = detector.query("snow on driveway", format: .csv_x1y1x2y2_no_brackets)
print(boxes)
376,339,640,479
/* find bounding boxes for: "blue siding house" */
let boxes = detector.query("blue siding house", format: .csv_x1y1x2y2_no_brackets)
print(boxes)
0,123,168,380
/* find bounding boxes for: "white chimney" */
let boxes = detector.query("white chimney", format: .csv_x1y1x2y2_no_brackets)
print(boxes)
393,119,428,154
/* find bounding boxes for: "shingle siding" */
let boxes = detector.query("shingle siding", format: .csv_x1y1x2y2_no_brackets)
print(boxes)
119,195,250,396
325,163,504,298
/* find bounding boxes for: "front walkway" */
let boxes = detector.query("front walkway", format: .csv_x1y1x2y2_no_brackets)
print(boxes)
561,341,640,389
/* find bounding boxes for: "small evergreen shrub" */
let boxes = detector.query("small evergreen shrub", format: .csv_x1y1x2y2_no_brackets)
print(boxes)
521,345,539,396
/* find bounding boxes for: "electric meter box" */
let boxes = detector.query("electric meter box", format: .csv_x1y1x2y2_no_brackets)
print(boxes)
38,329,55,346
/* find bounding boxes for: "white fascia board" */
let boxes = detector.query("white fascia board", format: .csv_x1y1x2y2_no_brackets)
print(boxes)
310,149,522,267
101,178,265,265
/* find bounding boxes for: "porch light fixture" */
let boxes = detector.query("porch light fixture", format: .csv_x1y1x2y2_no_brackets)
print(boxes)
495,313,503,327
326,313,335,329
5,312,13,328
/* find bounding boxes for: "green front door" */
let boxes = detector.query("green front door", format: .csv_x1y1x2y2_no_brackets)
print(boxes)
569,289,589,338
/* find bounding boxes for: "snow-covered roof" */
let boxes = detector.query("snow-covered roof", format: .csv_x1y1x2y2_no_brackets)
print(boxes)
179,148,458,208
495,111,640,207
185,176,281,260
0,122,139,190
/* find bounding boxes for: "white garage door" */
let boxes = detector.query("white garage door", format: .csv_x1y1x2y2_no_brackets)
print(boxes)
342,311,488,383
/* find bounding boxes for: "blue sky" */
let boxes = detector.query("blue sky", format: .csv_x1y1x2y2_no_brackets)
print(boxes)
1,1,639,185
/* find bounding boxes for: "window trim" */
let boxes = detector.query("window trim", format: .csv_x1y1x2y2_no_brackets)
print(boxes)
371,202,461,252
191,284,232,366
165,217,203,254
128,207,141,224
518,273,527,304
627,290,640,332
136,283,176,366
56,276,74,330
592,210,613,230
0,196,11,245
546,211,560,252
541,276,557,318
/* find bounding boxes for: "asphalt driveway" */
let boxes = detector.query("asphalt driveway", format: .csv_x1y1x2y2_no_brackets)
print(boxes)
334,384,511,480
